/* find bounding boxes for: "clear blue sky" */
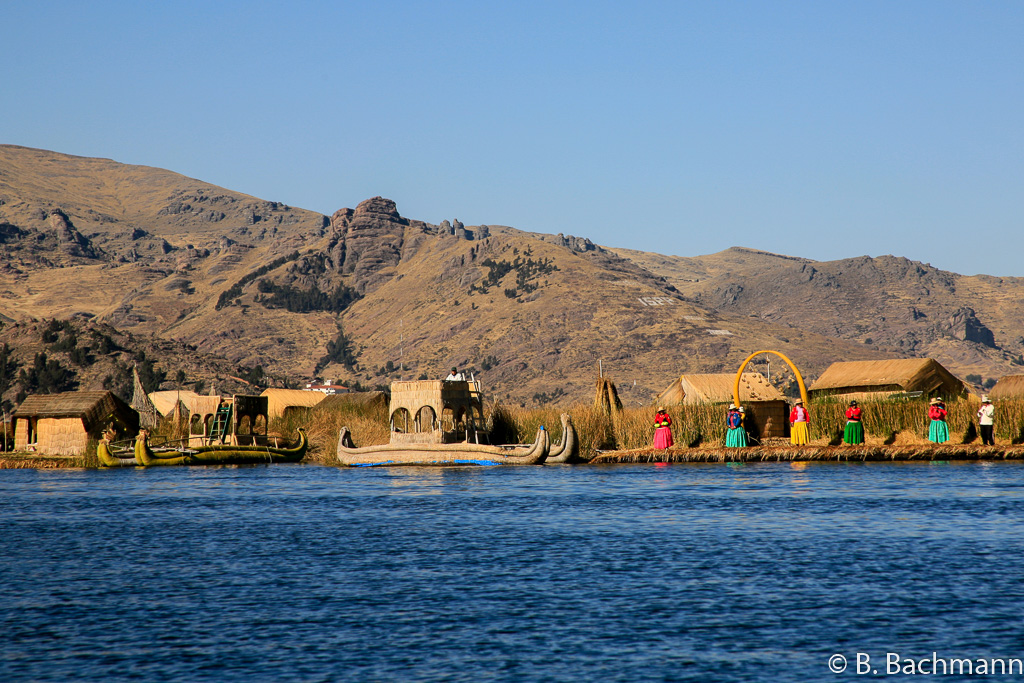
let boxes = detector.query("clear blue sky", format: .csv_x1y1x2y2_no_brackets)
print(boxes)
3,1,1023,276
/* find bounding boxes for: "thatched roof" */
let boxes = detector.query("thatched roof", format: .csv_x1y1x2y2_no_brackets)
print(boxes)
260,388,328,419
148,390,201,417
312,391,388,412
182,395,223,418
989,375,1024,400
809,359,965,397
658,373,785,405
13,391,139,431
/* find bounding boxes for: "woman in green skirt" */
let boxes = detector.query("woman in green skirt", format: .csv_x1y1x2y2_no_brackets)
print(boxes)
928,398,949,443
843,400,864,445
725,405,747,447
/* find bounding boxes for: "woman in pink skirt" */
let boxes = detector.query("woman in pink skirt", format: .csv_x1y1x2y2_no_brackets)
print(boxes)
653,407,674,449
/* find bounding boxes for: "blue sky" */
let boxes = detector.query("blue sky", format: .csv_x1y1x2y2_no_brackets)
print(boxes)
3,1,1023,276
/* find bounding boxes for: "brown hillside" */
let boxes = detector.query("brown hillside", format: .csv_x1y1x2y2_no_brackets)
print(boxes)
2,145,902,406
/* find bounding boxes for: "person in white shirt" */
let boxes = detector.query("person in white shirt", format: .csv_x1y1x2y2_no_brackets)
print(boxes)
978,396,995,446
445,367,464,382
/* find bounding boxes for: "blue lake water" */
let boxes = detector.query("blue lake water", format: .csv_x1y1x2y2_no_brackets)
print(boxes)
2,461,1024,682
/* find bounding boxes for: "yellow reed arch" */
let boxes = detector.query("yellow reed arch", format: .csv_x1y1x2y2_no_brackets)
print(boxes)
733,350,809,409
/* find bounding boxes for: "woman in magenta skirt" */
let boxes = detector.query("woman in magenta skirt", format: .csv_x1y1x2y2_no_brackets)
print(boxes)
653,407,674,449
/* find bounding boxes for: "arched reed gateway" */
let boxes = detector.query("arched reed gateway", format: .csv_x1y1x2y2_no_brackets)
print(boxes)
733,350,809,409
389,380,487,444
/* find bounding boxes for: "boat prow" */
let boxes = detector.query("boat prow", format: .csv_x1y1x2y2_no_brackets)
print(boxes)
545,413,578,463
97,438,138,467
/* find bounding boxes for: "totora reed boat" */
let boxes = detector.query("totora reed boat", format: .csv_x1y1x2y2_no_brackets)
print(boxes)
98,428,307,467
335,379,576,466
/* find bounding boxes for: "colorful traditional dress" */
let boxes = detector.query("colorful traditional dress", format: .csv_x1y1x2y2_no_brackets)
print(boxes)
928,403,949,444
843,405,864,445
653,411,674,449
790,403,810,445
725,409,747,448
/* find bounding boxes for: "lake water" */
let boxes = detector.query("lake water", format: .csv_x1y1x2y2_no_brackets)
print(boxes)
2,461,1024,682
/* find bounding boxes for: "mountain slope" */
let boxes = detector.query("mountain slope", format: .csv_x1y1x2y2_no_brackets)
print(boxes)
0,145,920,406
612,246,1024,388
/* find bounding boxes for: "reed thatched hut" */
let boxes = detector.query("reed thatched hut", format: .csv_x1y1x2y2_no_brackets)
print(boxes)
809,359,967,400
988,375,1024,400
260,388,328,421
148,389,202,417
13,391,139,455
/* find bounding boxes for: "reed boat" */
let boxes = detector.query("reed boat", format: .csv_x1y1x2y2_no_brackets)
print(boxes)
101,429,307,467
337,424,550,466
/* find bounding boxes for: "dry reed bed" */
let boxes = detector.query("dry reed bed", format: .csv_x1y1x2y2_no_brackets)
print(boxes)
490,397,1024,462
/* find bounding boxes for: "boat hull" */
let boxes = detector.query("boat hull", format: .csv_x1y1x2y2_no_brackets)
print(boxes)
131,429,307,467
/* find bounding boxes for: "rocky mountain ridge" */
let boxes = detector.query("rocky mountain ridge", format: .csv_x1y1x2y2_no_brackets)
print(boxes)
2,144,1019,407
612,247,1024,389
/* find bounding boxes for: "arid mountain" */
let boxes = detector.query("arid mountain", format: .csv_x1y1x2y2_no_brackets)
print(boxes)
7,144,995,409
612,246,1024,390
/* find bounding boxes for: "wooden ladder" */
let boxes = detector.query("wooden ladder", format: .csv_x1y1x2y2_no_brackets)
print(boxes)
208,404,233,443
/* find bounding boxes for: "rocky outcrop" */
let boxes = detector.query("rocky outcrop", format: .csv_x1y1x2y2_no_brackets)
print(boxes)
940,307,996,347
554,233,596,253
438,218,486,240
50,209,101,259
325,197,416,293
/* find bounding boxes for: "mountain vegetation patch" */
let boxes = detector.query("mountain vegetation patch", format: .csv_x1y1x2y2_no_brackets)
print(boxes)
255,279,360,314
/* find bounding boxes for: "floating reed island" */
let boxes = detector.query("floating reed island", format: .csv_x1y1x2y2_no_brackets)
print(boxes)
475,390,1024,465
591,443,1024,464
7,380,1024,468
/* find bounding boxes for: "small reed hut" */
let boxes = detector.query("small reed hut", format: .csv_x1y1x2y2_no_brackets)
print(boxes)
13,391,139,456
657,373,788,438
809,358,967,401
988,375,1024,401
260,388,328,421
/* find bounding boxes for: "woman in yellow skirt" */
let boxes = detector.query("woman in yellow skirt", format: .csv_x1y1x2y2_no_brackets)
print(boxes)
789,399,810,445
